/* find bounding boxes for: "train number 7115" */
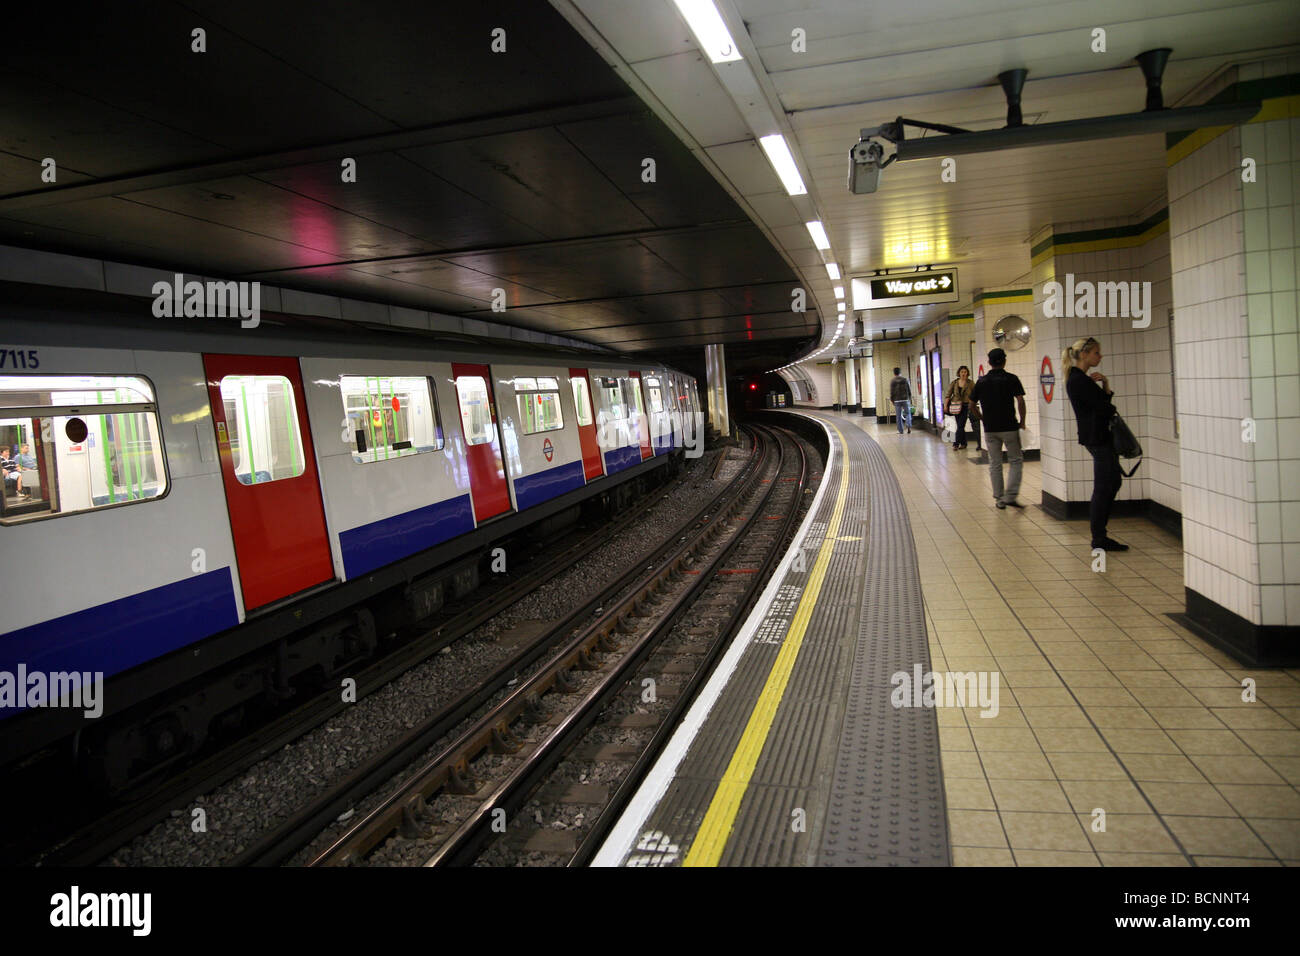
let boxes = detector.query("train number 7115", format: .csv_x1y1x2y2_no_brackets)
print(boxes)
0,349,39,369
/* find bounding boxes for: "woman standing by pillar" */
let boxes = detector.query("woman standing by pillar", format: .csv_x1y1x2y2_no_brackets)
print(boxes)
944,365,974,449
1064,337,1127,552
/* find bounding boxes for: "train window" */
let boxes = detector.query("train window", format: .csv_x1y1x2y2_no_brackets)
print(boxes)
0,374,168,523
569,376,593,427
514,378,563,435
340,375,443,463
219,376,306,484
625,378,647,441
455,376,495,446
645,376,664,413
600,381,625,421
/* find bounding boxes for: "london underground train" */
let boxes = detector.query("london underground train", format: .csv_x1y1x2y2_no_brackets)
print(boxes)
0,298,702,788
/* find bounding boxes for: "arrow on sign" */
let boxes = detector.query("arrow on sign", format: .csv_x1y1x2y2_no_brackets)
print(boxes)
939,276,951,288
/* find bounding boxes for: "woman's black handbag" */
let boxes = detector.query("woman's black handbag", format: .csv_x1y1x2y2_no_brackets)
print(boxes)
1111,413,1143,477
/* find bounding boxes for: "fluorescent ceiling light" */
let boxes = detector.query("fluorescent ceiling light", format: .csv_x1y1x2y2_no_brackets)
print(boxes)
825,263,840,280
672,0,742,63
805,221,830,250
837,302,846,311
833,285,845,299
758,134,806,196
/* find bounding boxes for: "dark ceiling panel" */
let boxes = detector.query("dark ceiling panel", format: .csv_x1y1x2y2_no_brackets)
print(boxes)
399,128,655,239
5,3,396,160
2,197,336,274
250,155,548,252
555,113,745,228
444,237,692,301
242,263,492,315
184,0,631,129
640,225,794,287
347,257,561,308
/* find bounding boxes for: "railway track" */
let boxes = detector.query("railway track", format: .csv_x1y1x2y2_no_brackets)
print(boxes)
26,450,710,866
293,424,814,868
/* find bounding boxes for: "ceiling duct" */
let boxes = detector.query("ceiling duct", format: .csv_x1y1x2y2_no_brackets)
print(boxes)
855,49,1259,165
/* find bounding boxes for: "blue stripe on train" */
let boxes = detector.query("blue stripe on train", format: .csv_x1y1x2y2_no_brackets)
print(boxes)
602,444,642,474
339,494,476,579
0,568,240,714
513,459,586,511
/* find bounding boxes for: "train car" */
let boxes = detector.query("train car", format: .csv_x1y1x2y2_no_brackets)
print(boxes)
0,300,698,788
588,368,642,476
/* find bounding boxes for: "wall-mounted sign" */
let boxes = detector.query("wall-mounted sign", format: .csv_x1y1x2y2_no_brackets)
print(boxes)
852,268,960,310
1040,356,1055,403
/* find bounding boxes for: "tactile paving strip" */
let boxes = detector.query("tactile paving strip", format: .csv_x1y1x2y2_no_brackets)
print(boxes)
602,416,946,866
817,421,949,866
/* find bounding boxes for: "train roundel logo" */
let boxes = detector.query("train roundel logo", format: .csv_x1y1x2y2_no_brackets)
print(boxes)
978,364,985,377
391,396,400,413
1040,355,1055,404
542,438,554,461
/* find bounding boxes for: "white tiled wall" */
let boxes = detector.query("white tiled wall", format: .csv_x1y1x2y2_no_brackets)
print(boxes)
1170,98,1300,627
1241,111,1300,626
1034,213,1179,512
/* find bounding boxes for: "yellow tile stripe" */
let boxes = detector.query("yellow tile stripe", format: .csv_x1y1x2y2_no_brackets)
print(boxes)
1029,217,1170,267
683,420,851,866
1165,94,1297,166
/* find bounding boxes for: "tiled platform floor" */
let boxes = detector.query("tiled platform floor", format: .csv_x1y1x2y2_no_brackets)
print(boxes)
835,411,1300,866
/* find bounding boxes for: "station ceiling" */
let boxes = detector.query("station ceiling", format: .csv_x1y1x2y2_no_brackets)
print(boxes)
560,0,1299,362
0,1,819,373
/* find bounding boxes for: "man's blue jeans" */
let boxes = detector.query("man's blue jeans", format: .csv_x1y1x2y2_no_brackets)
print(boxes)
893,400,912,433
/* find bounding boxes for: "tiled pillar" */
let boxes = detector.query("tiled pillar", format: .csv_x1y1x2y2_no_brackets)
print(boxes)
705,343,729,438
1031,209,1176,524
1167,65,1299,662
844,357,859,409
973,289,1039,450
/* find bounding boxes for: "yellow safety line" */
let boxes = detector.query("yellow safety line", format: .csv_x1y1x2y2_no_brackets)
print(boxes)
683,419,851,866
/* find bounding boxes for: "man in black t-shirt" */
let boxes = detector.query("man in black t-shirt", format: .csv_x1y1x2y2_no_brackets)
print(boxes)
969,348,1026,509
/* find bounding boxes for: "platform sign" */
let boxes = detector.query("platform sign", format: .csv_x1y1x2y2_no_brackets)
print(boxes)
852,268,959,310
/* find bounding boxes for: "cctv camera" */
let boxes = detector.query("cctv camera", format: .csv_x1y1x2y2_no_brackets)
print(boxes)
848,139,884,194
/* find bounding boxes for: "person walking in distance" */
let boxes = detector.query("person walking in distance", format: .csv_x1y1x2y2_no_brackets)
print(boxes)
1064,337,1127,552
890,367,912,434
969,348,1026,509
944,365,974,449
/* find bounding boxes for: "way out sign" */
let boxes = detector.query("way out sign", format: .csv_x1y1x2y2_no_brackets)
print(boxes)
1040,356,1055,403
852,268,959,310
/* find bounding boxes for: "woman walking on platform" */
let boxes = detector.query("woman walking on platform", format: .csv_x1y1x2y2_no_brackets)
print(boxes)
1064,336,1127,552
944,365,974,449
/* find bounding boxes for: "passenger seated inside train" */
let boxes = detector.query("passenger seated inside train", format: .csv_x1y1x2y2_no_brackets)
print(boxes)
1,448,26,497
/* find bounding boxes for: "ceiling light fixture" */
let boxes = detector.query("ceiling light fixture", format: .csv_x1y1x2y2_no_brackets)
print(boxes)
805,221,830,250
671,0,743,63
758,133,807,196
825,263,840,280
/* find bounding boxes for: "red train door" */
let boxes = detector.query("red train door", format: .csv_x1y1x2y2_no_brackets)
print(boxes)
569,367,603,480
452,363,511,521
629,371,653,460
203,354,335,611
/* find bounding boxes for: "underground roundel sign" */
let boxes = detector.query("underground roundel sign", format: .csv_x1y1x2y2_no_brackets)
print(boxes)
542,437,554,461
1040,355,1055,404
